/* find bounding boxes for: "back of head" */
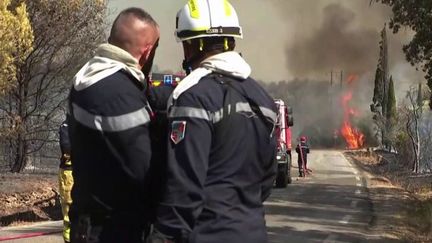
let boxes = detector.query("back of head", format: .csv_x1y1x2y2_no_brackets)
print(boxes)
109,8,158,58
300,136,307,143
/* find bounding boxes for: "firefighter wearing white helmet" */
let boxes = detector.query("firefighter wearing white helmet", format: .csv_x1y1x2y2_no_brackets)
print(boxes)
175,0,243,42
174,0,243,74
150,0,278,243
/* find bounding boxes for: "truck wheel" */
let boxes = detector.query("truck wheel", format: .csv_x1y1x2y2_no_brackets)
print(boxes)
275,171,287,188
287,156,292,184
287,175,292,184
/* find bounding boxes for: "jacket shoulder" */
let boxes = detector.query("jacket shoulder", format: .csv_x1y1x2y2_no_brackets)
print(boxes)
75,71,143,97
173,74,225,112
71,70,147,116
174,74,276,113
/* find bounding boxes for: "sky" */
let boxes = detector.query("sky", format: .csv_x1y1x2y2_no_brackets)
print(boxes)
107,0,424,89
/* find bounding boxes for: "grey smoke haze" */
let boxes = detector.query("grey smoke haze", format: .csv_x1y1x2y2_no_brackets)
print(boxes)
107,1,425,147
262,78,377,147
287,3,379,77
259,0,423,146
267,0,422,84
108,0,422,86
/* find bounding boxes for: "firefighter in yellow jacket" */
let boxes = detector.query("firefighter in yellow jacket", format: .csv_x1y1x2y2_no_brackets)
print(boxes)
58,117,73,243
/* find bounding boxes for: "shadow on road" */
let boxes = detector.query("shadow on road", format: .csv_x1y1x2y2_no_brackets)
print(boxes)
266,182,403,243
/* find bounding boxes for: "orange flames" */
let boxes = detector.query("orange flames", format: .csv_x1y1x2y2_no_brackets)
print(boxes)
346,74,359,85
340,84,365,149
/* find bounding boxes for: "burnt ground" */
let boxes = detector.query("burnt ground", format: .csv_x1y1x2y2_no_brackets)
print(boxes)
0,173,61,227
345,151,432,243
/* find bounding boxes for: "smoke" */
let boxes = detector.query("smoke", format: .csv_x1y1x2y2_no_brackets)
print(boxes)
262,78,376,148
286,3,379,77
266,0,423,90
108,0,424,147
257,0,424,147
108,0,422,84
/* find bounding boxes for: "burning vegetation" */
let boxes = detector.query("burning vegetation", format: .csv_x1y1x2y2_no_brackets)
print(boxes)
339,75,366,149
262,76,372,150
340,90,365,149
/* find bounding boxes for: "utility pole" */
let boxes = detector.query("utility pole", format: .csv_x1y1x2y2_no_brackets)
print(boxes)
340,70,343,88
329,70,338,148
330,70,333,86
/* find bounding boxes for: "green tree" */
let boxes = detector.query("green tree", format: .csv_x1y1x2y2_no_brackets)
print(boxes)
387,76,397,121
373,0,432,109
372,68,383,109
0,0,33,93
384,77,397,149
372,25,389,116
0,0,107,172
371,25,391,149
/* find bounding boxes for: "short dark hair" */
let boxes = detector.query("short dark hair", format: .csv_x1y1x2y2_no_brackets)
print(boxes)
109,7,157,41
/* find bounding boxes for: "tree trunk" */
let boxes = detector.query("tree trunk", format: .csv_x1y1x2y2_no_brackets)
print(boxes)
410,133,418,173
10,135,28,173
410,109,421,173
415,120,421,173
10,75,28,173
406,116,418,173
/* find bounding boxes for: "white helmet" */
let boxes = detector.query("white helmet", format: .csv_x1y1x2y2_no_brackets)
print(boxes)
175,0,243,42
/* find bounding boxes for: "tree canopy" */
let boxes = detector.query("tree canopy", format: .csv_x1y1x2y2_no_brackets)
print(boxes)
0,0,33,93
372,25,389,115
374,0,432,109
0,0,107,172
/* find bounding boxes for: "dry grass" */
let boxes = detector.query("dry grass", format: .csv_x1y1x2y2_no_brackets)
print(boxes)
349,151,432,194
346,151,432,242
407,198,432,242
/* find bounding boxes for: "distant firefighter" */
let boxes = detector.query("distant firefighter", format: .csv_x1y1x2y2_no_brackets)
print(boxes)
296,136,310,177
58,116,73,243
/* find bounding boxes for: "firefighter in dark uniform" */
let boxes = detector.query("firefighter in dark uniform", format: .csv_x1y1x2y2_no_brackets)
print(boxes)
296,136,310,177
68,8,159,243
59,117,73,243
149,1,278,242
147,84,175,222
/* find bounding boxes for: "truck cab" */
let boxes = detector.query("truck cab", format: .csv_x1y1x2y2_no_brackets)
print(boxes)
274,99,294,188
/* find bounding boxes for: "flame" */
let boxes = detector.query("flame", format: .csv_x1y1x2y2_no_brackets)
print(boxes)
340,90,365,149
346,74,359,84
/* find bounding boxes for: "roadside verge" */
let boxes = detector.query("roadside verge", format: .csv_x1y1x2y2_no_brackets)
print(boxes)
345,151,432,242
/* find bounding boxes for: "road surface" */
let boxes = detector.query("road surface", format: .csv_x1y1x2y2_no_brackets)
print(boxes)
0,221,62,243
265,150,398,243
0,150,398,242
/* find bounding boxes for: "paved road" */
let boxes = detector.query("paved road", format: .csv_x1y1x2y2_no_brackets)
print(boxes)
0,221,62,243
265,150,396,243
0,150,397,242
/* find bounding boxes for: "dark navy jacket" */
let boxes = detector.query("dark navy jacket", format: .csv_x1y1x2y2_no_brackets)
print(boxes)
147,85,175,221
59,118,72,169
59,119,71,155
155,74,278,243
68,70,153,221
295,142,310,164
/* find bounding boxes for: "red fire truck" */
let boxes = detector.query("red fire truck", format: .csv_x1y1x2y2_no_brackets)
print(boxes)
274,99,294,188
